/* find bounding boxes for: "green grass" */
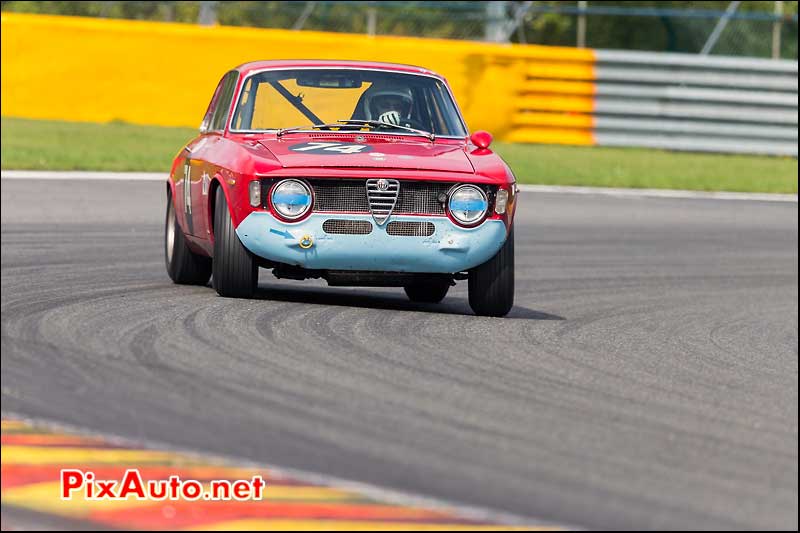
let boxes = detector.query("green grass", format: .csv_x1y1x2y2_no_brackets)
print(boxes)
493,142,797,194
1,117,197,172
2,117,797,193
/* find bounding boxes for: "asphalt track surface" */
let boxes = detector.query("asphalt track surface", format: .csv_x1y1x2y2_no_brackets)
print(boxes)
1,178,797,530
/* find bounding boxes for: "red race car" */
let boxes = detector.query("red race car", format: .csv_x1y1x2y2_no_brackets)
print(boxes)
165,60,517,316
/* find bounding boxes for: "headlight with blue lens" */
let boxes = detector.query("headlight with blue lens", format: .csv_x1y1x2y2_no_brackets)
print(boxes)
271,179,312,220
448,184,488,226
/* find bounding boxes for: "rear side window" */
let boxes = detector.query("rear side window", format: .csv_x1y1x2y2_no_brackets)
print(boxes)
208,71,239,132
200,75,226,132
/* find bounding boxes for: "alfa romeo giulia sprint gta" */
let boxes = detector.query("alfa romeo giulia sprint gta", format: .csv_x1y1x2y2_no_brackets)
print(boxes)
165,60,517,316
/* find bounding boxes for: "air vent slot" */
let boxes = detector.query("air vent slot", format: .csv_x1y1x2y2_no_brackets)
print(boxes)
322,219,373,235
307,134,405,142
386,221,435,237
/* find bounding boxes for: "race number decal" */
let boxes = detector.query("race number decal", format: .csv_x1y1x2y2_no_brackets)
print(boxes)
288,142,373,154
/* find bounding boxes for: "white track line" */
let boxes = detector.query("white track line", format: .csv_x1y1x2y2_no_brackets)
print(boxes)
517,184,797,203
1,170,166,181
1,411,577,529
2,170,795,203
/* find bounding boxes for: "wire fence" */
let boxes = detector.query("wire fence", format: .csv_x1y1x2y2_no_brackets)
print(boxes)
2,1,797,59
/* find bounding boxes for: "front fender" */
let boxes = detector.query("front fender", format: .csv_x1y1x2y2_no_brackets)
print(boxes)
207,169,255,230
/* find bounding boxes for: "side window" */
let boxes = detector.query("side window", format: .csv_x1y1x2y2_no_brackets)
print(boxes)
200,74,227,132
209,72,239,132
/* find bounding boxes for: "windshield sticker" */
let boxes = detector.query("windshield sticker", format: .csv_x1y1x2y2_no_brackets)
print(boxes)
288,142,373,154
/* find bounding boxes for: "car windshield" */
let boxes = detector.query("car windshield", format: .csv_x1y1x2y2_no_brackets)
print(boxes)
230,69,467,137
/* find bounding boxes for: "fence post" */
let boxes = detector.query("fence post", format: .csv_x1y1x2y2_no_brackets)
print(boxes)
577,1,587,48
197,1,218,26
485,1,509,42
772,1,783,59
367,7,377,36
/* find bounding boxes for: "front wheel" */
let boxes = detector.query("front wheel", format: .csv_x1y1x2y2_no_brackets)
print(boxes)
212,188,257,298
468,227,514,317
165,194,212,285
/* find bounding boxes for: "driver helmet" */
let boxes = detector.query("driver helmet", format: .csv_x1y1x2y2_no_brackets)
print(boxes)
364,85,413,125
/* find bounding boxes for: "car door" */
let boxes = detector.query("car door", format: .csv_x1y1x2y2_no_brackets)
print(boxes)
183,71,238,240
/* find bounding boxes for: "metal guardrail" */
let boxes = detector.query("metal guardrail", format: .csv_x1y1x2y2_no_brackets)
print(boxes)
516,49,798,156
593,51,798,156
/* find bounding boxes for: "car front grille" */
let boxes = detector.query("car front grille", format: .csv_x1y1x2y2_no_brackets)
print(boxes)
366,179,400,225
396,182,452,215
322,219,373,235
310,179,453,216
261,178,495,221
311,181,369,213
386,221,436,237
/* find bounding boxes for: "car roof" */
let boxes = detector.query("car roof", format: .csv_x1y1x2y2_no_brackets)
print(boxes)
234,60,444,79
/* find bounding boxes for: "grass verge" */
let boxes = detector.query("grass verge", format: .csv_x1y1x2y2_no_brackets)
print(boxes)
1,117,197,172
493,142,797,194
2,117,796,193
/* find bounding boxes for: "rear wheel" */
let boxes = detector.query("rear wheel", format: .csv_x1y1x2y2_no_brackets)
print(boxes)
404,278,450,303
165,194,211,285
212,187,257,298
468,227,514,317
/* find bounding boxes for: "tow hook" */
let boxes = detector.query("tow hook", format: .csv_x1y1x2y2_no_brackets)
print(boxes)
299,234,314,249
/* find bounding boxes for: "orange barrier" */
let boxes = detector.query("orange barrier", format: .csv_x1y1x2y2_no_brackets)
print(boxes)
1,12,597,145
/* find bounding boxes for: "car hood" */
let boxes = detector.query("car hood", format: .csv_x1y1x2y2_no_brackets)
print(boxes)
257,137,475,173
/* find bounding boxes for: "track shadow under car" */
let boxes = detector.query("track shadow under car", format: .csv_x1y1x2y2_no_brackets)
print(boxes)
245,283,565,321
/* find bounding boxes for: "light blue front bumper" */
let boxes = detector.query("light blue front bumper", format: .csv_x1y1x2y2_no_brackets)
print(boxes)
235,212,507,273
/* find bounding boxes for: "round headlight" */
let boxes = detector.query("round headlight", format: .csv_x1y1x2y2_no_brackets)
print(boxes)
271,179,312,220
448,185,488,226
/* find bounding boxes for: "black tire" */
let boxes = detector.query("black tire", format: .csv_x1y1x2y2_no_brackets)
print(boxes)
468,227,514,317
212,187,257,298
165,194,212,285
404,278,450,303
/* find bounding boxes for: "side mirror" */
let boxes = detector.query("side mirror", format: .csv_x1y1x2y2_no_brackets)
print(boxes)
470,130,493,149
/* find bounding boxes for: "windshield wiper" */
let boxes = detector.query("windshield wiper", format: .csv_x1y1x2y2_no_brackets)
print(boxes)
277,120,435,142
276,122,366,138
338,119,435,142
